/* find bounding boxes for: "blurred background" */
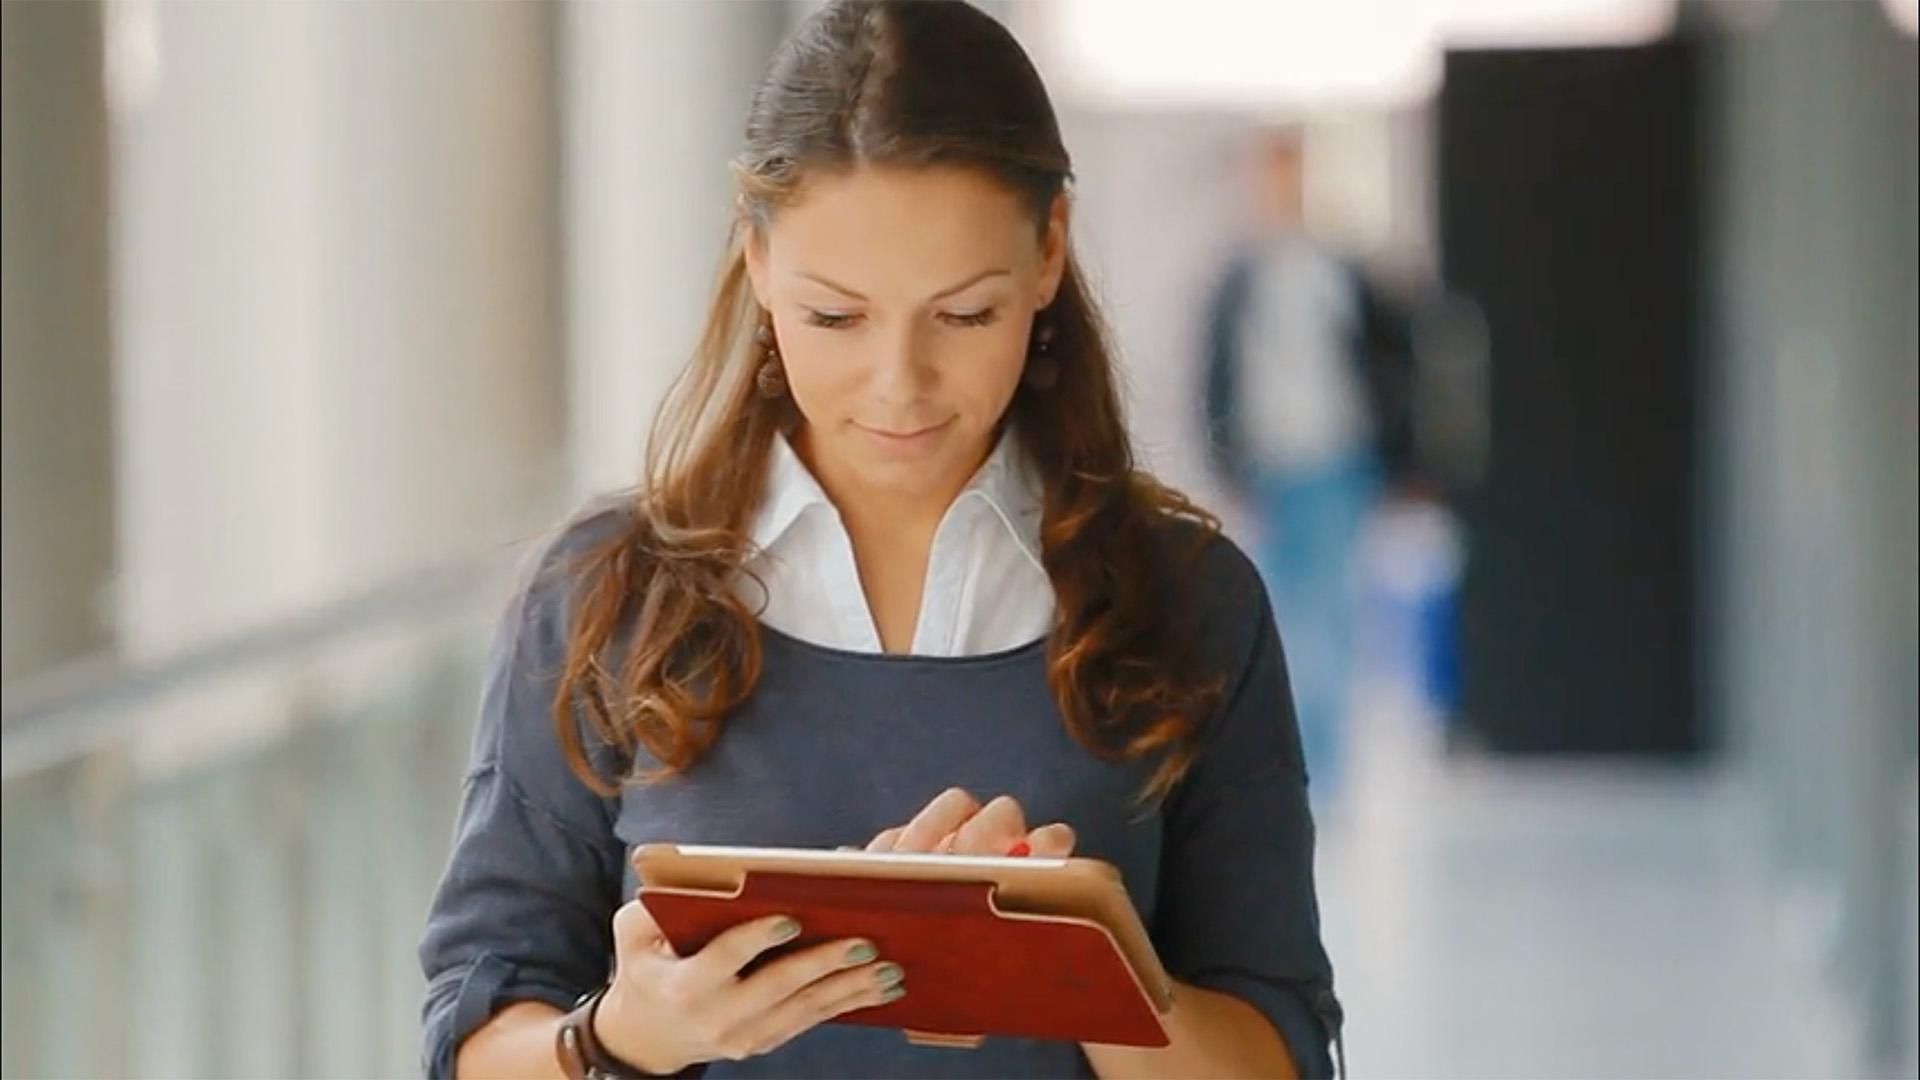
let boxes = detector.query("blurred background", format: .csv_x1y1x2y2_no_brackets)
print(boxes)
2,0,1913,1077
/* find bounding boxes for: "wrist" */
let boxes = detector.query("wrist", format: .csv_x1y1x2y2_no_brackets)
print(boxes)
592,982,687,1076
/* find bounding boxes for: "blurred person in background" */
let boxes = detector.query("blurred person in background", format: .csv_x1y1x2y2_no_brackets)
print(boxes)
421,3,1342,1078
1201,128,1414,817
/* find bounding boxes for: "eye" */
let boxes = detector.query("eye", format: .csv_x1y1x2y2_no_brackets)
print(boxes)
804,310,861,330
940,308,999,328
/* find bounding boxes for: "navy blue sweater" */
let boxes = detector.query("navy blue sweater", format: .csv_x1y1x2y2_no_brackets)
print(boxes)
419,508,1342,1077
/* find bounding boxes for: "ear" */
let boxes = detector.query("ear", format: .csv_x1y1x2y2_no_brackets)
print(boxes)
1037,193,1070,308
743,220,772,310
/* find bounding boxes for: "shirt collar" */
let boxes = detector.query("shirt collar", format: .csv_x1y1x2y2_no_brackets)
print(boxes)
746,432,835,555
954,428,1047,575
747,428,1046,571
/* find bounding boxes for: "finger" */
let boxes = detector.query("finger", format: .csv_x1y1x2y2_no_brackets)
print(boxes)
1024,821,1077,858
864,827,904,853
750,964,906,1057
681,913,804,990
718,935,884,1031
950,794,1028,855
738,956,908,1057
892,787,983,852
615,897,677,959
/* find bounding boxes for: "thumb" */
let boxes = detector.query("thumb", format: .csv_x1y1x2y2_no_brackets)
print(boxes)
614,896,678,960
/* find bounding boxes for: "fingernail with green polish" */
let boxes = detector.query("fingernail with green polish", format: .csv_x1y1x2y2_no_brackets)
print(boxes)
880,984,907,1003
846,940,877,964
873,962,904,986
771,917,801,942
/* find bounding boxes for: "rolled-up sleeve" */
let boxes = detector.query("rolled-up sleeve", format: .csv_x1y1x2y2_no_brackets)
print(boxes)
418,537,625,1078
1152,551,1344,1079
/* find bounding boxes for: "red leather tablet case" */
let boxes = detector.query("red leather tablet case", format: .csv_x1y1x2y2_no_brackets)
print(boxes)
640,870,1171,1050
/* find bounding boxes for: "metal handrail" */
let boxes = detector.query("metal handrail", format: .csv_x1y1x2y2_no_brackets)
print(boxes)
0,551,510,782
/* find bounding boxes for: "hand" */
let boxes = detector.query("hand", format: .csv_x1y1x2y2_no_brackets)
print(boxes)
862,786,1077,858
593,899,907,1072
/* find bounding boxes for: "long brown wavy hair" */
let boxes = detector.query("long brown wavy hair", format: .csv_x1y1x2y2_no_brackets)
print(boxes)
552,0,1226,810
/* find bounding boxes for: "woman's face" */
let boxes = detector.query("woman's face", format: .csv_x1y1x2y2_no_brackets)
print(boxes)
745,164,1067,503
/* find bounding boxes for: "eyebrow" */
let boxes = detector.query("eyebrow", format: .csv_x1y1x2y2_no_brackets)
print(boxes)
798,268,1012,303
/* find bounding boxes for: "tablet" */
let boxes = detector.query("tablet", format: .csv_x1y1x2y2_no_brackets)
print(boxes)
633,843,1175,1049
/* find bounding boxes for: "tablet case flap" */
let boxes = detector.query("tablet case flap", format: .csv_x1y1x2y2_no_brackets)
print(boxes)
640,870,1171,1049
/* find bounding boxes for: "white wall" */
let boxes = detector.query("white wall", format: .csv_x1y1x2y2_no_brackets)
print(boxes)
107,1,565,660
1700,3,1918,1070
560,1,788,500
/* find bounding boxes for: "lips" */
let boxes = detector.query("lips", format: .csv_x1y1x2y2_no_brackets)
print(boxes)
859,418,953,439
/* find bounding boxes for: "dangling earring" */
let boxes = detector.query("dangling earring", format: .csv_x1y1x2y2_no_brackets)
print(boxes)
755,318,787,399
1024,316,1059,390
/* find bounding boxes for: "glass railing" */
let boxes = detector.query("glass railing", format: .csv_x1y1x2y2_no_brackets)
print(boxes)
2,563,509,1079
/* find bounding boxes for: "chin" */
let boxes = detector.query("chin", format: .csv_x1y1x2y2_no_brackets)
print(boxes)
851,432,975,488
850,451,956,492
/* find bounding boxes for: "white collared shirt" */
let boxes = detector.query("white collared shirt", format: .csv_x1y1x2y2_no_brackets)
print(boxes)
733,431,1055,656
1239,231,1371,471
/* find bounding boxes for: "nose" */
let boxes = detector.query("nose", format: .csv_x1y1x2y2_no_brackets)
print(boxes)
867,322,937,409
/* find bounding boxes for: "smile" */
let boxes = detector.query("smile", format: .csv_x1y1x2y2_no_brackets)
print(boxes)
856,418,955,440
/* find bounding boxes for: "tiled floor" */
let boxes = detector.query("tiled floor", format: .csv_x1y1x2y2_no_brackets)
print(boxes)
1310,697,1862,1079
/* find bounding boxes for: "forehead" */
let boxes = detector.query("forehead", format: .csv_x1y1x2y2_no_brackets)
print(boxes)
762,165,1038,289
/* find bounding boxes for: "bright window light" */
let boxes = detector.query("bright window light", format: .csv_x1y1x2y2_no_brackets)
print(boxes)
1046,0,1677,109
1882,0,1918,36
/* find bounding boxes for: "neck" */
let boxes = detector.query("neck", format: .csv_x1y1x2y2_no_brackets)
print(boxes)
791,425,986,556
838,497,940,570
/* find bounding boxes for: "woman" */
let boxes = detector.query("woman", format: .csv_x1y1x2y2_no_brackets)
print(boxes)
419,2,1341,1077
